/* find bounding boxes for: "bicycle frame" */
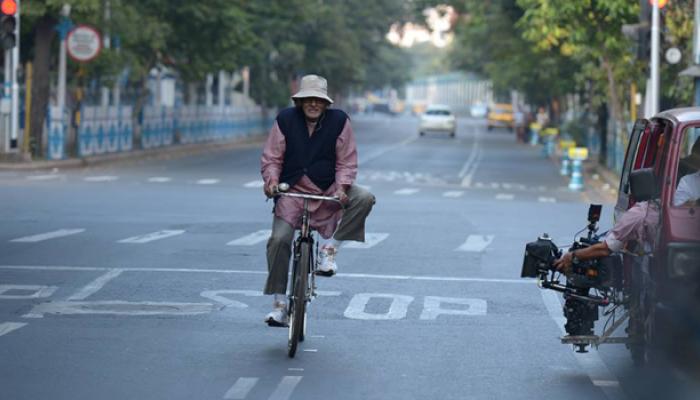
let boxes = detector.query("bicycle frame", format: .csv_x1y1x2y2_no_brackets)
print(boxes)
274,189,339,357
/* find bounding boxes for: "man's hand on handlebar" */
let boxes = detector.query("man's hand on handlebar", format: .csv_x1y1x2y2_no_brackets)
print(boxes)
264,182,278,198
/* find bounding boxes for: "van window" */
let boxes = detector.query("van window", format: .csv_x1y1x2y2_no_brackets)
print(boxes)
673,126,700,207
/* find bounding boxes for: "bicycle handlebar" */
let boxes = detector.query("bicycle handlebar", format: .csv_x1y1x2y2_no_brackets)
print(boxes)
273,183,341,203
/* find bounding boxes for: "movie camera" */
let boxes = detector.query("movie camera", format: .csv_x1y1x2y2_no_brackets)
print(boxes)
521,205,623,352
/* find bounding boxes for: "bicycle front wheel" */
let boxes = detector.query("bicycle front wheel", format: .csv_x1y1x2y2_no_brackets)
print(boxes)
288,241,310,358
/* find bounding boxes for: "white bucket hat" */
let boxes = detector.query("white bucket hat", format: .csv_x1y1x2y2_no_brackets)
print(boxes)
291,74,333,104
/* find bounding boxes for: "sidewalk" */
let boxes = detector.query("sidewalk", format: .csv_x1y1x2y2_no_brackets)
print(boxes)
0,134,266,171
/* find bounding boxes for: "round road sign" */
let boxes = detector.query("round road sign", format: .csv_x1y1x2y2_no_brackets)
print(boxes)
665,47,682,65
67,25,102,63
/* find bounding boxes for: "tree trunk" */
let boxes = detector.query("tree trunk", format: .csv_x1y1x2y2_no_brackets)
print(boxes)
601,56,628,169
29,16,57,158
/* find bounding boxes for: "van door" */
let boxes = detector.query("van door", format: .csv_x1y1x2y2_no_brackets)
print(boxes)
616,119,649,220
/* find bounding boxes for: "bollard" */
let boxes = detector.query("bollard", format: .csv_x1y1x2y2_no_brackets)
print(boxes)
568,147,588,191
541,127,558,158
560,155,570,176
559,139,576,176
529,122,541,146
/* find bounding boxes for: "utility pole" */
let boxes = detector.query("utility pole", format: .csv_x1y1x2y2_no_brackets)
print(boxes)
10,0,18,150
680,0,700,106
650,0,660,116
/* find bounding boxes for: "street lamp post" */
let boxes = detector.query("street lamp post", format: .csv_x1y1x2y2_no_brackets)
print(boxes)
650,0,660,116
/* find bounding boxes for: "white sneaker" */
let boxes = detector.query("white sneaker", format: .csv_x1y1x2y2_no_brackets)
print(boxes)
316,245,338,276
265,301,288,327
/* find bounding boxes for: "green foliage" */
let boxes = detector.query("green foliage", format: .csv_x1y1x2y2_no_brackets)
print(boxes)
20,0,414,108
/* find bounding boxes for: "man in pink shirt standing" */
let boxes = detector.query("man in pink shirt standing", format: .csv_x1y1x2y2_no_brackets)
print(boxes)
260,74,376,326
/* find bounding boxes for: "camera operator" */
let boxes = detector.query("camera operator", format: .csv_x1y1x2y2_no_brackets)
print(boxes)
553,200,660,273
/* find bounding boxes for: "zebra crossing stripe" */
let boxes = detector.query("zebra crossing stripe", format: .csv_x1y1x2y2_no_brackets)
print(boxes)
443,191,464,198
11,229,85,243
84,176,119,182
268,376,303,400
244,180,264,188
118,230,186,244
227,230,271,246
196,179,220,185
344,233,389,249
538,197,557,203
26,174,62,181
394,188,419,195
495,193,514,200
224,377,259,399
148,177,172,183
456,235,495,252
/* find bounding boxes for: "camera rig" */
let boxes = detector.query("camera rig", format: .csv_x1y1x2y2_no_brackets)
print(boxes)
521,205,626,353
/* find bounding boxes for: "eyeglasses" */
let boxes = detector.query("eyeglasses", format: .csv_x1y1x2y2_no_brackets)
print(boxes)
302,98,326,105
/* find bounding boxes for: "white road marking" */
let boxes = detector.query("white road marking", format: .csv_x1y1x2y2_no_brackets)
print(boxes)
68,269,124,301
394,188,419,195
288,368,304,372
0,265,530,284
538,197,557,203
343,233,389,249
26,174,62,181
344,293,414,320
118,230,185,244
268,376,303,400
196,179,220,185
540,290,624,400
0,322,27,337
593,380,620,387
495,193,514,201
490,182,500,189
200,290,261,308
28,301,213,317
456,235,495,252
316,290,342,296
224,378,259,400
243,180,264,188
443,191,464,198
419,296,487,319
303,349,318,353
227,230,271,246
0,285,57,299
147,177,172,183
10,229,85,243
502,183,512,189
84,175,119,182
355,184,372,191
309,335,325,339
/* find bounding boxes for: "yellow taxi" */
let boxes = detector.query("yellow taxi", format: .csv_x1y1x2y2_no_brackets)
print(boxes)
487,103,514,131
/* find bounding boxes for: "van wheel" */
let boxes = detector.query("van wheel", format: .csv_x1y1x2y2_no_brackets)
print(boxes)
449,132,455,138
419,131,425,136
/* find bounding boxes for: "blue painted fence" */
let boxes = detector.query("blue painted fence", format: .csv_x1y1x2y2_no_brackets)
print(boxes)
46,104,274,160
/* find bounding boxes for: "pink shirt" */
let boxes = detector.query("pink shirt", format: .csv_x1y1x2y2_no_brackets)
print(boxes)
261,116,358,238
605,201,660,253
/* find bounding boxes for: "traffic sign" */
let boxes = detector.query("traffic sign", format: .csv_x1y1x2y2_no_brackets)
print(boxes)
66,25,101,62
665,47,682,64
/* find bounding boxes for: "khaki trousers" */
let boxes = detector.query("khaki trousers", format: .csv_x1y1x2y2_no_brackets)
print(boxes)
263,185,375,295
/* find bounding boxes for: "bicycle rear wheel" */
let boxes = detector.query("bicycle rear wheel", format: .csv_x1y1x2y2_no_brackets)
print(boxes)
288,241,310,358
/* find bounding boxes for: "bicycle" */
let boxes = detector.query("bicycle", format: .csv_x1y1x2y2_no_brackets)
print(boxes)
274,183,340,358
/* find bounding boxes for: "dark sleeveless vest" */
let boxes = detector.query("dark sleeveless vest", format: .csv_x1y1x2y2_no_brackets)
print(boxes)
277,107,348,191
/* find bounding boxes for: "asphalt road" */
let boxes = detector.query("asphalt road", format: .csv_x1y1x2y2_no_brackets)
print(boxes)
0,114,696,400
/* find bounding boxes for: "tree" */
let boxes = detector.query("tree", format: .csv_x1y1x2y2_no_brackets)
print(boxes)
21,0,100,157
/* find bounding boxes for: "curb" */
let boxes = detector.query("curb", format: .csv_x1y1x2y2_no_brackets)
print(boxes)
0,134,267,171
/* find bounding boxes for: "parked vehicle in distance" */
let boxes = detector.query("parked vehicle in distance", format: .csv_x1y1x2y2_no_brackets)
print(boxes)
470,103,488,118
419,104,456,138
487,103,514,131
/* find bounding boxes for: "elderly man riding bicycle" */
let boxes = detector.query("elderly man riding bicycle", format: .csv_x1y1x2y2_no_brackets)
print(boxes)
260,74,376,327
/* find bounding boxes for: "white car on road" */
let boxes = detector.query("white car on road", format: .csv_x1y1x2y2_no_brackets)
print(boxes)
419,104,456,138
